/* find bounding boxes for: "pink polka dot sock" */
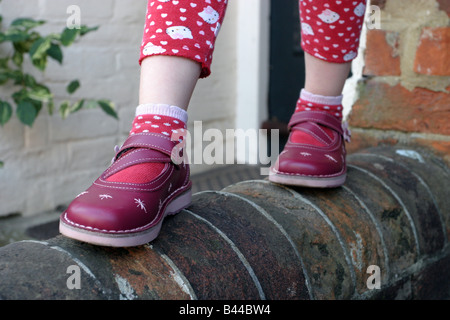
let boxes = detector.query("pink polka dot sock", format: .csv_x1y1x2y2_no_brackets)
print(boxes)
291,89,343,147
107,104,187,183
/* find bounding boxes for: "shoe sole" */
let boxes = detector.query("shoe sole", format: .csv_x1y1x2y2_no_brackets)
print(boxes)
59,189,192,247
268,170,346,188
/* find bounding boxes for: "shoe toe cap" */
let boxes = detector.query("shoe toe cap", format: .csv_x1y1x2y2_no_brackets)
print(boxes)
276,149,345,177
62,192,153,233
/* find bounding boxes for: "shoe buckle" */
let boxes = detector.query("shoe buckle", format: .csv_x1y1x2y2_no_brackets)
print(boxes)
342,121,352,143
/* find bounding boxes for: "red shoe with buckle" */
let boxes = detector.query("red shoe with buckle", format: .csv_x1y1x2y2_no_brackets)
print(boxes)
59,132,191,247
269,111,351,188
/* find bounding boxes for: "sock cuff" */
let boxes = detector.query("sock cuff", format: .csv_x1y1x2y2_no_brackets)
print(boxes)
300,89,343,106
135,103,188,123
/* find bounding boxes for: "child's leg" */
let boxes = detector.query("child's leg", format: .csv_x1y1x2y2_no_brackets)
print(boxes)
299,0,367,115
139,56,201,110
138,0,227,108
107,1,227,184
270,0,367,188
304,52,351,97
60,0,228,247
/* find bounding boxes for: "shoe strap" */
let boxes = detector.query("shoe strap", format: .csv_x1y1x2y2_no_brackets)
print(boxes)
288,111,343,136
115,132,179,161
104,133,183,180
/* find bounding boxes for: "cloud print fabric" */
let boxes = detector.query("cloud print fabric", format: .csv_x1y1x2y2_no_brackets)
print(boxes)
300,0,367,63
139,0,367,78
140,0,228,78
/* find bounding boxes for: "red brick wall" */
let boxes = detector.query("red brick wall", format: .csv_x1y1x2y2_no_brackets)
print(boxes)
348,0,450,165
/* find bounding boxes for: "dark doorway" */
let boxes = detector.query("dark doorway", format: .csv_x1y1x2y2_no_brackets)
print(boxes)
263,0,305,151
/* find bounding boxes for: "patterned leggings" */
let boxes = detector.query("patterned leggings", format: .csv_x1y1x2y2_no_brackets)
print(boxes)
140,0,367,78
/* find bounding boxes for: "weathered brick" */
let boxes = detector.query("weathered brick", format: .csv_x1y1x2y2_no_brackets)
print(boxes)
346,129,398,155
40,0,115,21
49,109,119,142
349,81,450,135
437,0,450,17
414,27,450,76
67,136,116,171
370,0,386,10
413,136,450,167
363,30,401,76
346,128,450,167
0,118,25,153
24,116,49,149
51,168,104,208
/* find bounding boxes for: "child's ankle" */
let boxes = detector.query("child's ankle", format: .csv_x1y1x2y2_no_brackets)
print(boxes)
130,103,187,136
291,89,343,146
295,89,343,121
106,104,188,183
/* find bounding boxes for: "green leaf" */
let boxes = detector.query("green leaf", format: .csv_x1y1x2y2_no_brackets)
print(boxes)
12,31,39,54
0,101,13,126
31,56,47,71
0,69,25,85
12,88,28,104
16,100,37,126
0,71,9,85
29,37,51,70
29,37,51,60
66,80,80,94
0,57,9,68
12,50,23,67
0,161,3,168
46,97,54,116
28,84,52,102
0,16,109,126
60,28,79,46
59,101,71,119
97,100,118,119
47,43,63,64
11,18,45,30
23,74,37,88
30,99,42,115
84,100,98,109
79,25,99,36
70,99,84,113
9,70,24,85
3,28,29,42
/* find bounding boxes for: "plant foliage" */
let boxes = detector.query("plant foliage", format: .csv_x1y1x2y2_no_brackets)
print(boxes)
0,15,117,128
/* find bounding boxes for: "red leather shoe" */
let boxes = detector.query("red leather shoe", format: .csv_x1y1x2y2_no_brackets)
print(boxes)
269,111,351,188
59,133,191,247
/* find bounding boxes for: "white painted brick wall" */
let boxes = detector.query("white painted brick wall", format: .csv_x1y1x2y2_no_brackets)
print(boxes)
0,0,239,217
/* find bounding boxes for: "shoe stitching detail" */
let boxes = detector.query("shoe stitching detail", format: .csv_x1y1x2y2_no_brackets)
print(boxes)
271,165,346,178
62,184,191,233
